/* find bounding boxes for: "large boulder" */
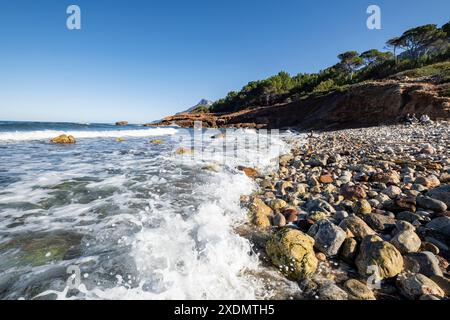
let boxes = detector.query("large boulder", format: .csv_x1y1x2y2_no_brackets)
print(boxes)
397,273,444,300
307,219,346,257
266,228,318,280
356,235,404,279
50,134,76,144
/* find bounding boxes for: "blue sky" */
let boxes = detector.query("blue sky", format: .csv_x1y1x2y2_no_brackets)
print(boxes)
0,0,449,123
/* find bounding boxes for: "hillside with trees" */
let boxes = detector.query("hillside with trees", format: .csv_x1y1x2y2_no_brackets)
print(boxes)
206,21,450,113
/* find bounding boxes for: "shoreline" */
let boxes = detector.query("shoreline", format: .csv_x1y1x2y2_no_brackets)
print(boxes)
239,122,450,300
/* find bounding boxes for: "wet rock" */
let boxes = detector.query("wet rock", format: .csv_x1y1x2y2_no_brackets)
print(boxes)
356,235,404,279
426,185,450,207
426,216,450,237
339,216,376,240
407,252,443,277
340,184,367,200
149,139,164,145
343,279,376,300
250,197,273,228
390,221,421,254
352,199,372,215
340,238,358,264
396,273,444,300
115,121,128,126
416,196,447,212
175,147,194,155
50,134,76,144
237,166,259,178
307,219,346,257
318,282,348,300
266,228,318,280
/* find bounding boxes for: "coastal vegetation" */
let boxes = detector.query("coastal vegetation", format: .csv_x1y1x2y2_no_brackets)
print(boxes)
208,21,450,113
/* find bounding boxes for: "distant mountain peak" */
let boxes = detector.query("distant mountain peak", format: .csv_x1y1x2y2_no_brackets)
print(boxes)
177,99,213,114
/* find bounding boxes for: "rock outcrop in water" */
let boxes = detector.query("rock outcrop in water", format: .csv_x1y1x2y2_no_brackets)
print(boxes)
151,79,450,130
50,134,76,144
115,121,129,126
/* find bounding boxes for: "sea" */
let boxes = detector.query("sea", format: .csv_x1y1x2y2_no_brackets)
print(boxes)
0,121,300,300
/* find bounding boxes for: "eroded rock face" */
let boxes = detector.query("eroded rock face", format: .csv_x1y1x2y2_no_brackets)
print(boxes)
152,80,450,130
356,235,404,279
50,135,76,144
397,273,445,300
266,228,318,280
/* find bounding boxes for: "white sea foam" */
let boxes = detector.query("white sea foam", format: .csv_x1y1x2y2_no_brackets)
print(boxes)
1,128,303,300
0,128,177,141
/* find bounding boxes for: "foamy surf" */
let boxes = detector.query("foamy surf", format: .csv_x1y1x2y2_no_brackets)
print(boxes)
0,128,178,141
0,121,302,300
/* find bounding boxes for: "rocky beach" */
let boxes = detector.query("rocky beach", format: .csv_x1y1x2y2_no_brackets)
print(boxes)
239,121,450,300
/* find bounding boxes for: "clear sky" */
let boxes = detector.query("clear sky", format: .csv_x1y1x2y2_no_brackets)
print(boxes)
0,0,449,123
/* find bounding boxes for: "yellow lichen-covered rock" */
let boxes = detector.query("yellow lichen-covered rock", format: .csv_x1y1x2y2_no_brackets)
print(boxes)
356,235,404,279
175,147,194,155
352,199,372,214
50,134,76,144
266,228,318,280
150,139,164,145
270,198,288,210
250,197,272,228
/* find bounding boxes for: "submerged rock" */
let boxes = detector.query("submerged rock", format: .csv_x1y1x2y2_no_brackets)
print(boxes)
266,228,318,280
